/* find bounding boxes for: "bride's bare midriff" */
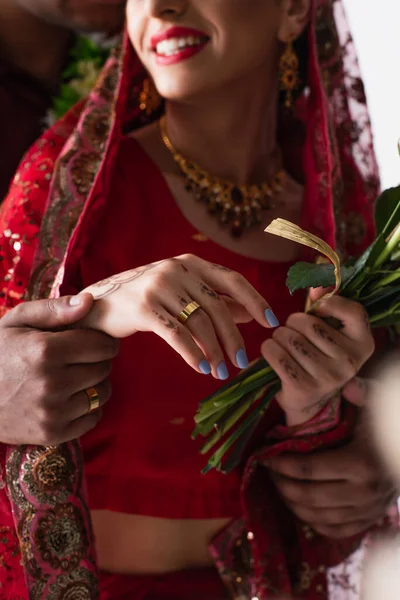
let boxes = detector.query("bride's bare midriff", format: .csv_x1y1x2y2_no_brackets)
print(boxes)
92,511,232,574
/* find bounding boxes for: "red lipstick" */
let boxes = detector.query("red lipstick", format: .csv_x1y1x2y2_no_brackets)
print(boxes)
150,26,209,66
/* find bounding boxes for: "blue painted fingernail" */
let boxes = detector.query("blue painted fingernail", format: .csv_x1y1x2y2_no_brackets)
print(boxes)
265,308,279,328
217,362,229,380
236,348,249,370
199,360,212,375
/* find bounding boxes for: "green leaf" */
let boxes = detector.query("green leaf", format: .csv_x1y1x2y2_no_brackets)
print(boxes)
286,262,355,295
365,188,400,270
375,186,400,235
370,312,400,328
362,284,400,310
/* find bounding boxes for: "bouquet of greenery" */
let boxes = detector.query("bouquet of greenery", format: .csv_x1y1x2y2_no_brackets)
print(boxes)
193,184,400,475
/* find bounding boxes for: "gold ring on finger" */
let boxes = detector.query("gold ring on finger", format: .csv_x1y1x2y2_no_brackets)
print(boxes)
85,387,100,414
178,301,201,325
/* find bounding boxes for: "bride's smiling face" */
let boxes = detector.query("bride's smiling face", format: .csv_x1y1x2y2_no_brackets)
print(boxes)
127,0,310,101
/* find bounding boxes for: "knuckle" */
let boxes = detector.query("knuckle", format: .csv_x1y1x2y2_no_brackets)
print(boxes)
325,368,347,388
177,253,195,262
36,410,59,444
229,329,245,349
272,327,285,343
165,322,183,339
32,333,52,364
206,344,224,363
35,375,55,399
45,298,59,318
41,375,69,398
286,312,306,329
228,270,245,286
149,270,171,289
260,337,276,357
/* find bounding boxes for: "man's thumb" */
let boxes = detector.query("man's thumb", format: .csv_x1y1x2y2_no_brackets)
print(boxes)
1,294,94,330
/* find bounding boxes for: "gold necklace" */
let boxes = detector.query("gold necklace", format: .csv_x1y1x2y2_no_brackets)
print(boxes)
159,115,285,237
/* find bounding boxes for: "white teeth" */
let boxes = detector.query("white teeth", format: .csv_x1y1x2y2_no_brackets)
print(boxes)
156,36,205,57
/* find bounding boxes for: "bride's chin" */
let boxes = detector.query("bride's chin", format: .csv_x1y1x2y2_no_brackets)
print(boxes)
153,77,215,105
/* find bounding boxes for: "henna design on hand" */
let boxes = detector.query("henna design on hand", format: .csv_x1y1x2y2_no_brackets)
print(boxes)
212,264,232,272
312,324,338,345
91,264,158,299
152,310,180,333
301,390,341,415
290,338,318,360
279,358,299,381
200,283,220,300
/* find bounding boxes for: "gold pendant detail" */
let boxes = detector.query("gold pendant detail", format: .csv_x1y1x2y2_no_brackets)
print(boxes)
159,116,285,237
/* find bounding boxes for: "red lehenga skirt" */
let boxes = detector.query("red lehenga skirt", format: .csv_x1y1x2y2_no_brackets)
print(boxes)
99,566,229,599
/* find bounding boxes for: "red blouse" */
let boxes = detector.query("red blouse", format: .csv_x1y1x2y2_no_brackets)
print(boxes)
61,136,306,519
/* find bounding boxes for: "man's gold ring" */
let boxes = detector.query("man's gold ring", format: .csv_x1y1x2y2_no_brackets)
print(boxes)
86,387,100,414
178,301,201,325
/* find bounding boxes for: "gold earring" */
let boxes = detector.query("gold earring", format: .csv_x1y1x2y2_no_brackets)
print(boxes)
139,78,162,116
279,37,300,109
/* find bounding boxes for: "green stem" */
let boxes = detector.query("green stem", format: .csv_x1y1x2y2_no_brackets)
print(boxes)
198,358,266,407
213,367,276,408
375,223,400,268
202,383,280,474
371,269,400,290
200,387,267,455
192,407,226,438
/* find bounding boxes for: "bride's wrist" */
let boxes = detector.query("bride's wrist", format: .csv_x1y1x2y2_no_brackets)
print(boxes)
284,390,342,428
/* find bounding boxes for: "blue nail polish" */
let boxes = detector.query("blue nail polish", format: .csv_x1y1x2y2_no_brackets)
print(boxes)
236,348,249,370
265,308,279,328
199,360,212,375
217,362,229,380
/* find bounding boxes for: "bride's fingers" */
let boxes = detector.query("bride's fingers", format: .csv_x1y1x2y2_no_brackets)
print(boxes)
182,280,248,372
160,291,237,379
221,296,253,324
186,257,279,329
148,307,212,375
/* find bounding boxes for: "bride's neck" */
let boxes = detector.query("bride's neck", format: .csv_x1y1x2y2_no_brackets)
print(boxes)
164,71,279,185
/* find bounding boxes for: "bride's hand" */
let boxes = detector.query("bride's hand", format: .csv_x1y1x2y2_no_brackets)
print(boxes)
260,295,375,425
80,254,278,380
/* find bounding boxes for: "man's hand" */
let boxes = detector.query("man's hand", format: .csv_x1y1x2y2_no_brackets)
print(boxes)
264,378,397,538
0,295,119,446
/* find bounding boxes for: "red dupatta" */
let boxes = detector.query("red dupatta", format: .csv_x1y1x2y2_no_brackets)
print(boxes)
0,1,394,598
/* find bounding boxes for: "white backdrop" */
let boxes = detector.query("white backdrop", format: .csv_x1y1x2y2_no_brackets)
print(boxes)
343,0,400,189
